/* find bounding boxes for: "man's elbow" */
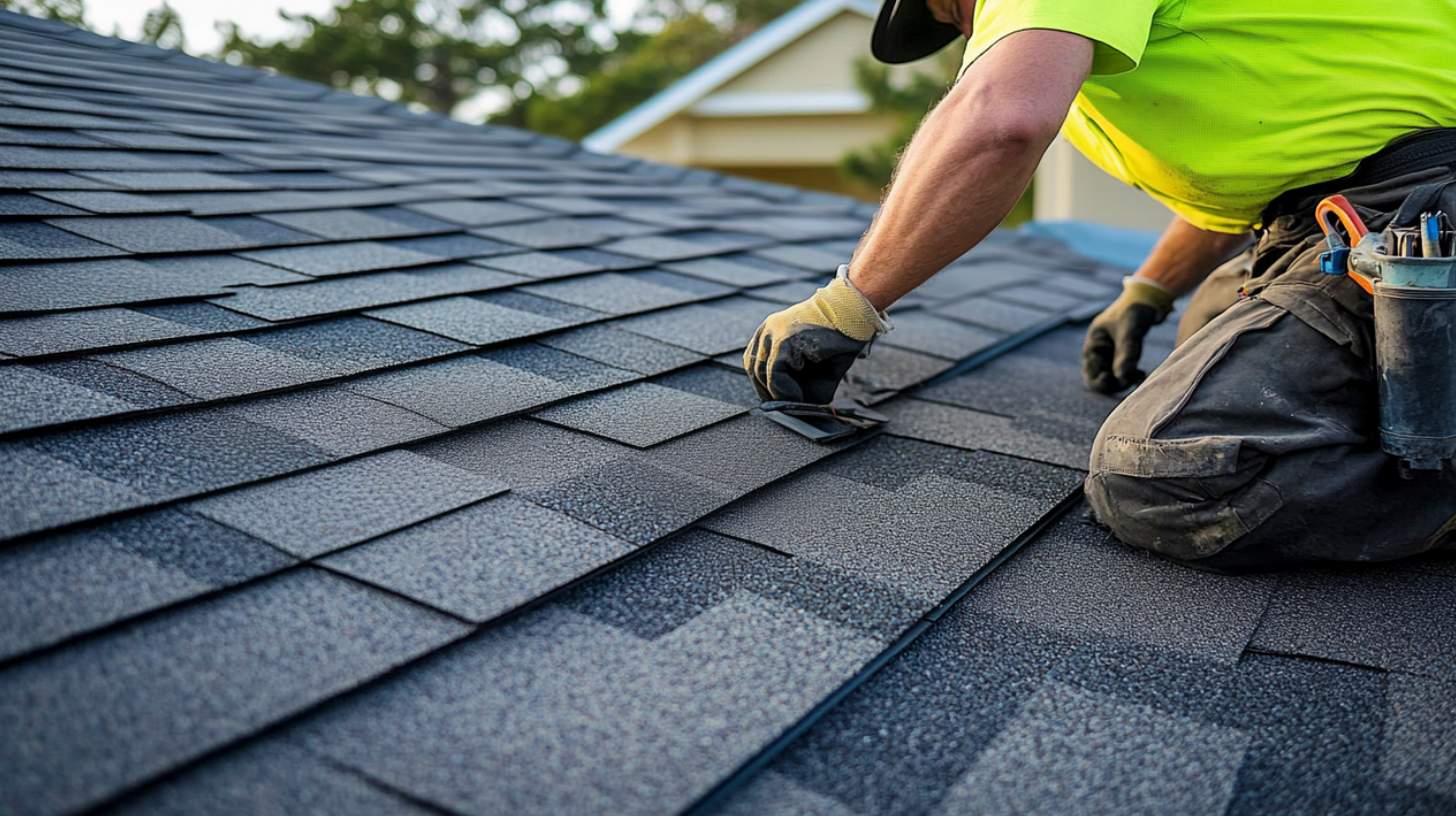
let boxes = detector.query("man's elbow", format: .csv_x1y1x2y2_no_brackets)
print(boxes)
940,85,1061,160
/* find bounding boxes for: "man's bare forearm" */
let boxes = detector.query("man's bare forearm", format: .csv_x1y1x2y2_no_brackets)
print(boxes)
846,30,1095,311
1133,216,1253,297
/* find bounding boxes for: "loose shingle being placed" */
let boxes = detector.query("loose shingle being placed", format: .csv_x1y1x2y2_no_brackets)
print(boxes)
2,13,1443,816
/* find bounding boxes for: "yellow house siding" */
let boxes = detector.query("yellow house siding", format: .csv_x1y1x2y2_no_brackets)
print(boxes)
715,11,872,95
617,113,897,168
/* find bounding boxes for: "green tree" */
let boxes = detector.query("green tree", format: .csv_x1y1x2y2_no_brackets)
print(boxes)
838,54,956,196
219,0,632,123
522,12,730,141
140,1,184,50
0,0,88,27
839,53,1035,221
520,0,800,141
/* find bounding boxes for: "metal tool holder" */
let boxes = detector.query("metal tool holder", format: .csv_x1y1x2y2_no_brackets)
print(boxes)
1347,233,1456,474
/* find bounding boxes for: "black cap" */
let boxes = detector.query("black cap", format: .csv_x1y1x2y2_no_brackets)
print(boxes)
870,0,961,64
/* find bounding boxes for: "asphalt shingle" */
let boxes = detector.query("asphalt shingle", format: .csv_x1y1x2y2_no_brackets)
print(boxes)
222,386,448,457
238,240,440,276
257,207,456,240
411,417,629,491
0,307,206,358
1381,674,1456,798
937,681,1249,816
402,198,547,226
320,494,636,622
0,363,137,433
966,513,1275,664
97,337,343,401
1,259,232,313
538,323,703,375
615,297,769,355
141,253,311,287
108,740,439,816
524,455,733,545
1249,568,1456,678
343,354,572,427
0,220,127,259
48,215,263,253
213,264,526,322
0,508,293,660
0,567,468,816
0,442,146,542
367,295,565,345
25,408,333,511
189,449,503,558
930,295,1057,334
30,357,195,411
289,593,880,816
522,271,707,316
242,315,468,372
534,382,744,448
881,398,1094,470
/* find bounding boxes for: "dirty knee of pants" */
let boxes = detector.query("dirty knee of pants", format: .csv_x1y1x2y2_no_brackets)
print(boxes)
1085,436,1283,562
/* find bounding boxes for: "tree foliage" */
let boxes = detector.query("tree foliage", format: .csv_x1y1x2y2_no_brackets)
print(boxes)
218,0,797,131
218,0,704,125
140,1,184,50
838,53,957,196
521,0,798,140
521,12,730,141
0,0,88,27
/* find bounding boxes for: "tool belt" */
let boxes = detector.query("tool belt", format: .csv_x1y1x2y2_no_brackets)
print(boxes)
1263,127,1456,225
1316,178,1456,476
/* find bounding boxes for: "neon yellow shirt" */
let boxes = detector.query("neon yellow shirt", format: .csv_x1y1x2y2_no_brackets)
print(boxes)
961,0,1456,232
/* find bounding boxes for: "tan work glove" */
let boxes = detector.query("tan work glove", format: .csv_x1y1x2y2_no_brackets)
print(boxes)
1082,277,1176,394
744,266,892,404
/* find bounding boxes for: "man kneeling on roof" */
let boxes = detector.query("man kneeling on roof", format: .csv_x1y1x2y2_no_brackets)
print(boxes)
743,0,1456,571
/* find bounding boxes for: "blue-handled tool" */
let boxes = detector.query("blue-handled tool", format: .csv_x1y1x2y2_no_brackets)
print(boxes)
1316,195,1374,293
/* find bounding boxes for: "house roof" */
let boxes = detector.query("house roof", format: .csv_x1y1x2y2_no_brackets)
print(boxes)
1,10,1454,816
582,0,880,153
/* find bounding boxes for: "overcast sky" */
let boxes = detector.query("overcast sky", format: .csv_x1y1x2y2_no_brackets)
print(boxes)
87,0,339,54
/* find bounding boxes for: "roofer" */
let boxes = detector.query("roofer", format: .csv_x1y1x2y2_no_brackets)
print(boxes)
742,0,1456,570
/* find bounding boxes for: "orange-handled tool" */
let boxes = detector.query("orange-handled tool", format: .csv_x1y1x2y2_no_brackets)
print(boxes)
1316,195,1374,294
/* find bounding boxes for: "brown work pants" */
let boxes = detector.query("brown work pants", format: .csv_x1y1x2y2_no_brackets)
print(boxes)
1086,167,1456,570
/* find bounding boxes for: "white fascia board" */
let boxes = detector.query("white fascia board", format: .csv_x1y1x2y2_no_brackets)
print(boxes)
582,0,881,153
689,89,870,117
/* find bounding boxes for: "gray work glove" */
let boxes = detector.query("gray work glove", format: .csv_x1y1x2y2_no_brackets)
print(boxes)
1082,277,1176,394
744,266,892,404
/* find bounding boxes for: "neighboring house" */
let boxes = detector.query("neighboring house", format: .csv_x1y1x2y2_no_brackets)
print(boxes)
2,11,1452,816
587,0,1173,229
584,0,924,199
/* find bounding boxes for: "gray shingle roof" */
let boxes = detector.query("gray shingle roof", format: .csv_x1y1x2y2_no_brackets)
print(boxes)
0,9,1452,816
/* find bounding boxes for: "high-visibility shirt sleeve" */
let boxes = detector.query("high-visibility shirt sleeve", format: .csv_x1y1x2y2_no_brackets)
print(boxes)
961,0,1161,76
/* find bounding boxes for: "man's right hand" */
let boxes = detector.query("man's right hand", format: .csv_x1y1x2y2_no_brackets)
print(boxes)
1082,277,1176,394
744,269,891,404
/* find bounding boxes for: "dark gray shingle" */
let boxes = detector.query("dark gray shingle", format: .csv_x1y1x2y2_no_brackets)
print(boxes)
0,508,293,660
319,495,635,622
188,450,504,558
0,568,467,816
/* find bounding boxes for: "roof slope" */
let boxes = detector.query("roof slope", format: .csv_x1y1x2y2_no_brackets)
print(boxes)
0,11,1453,816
